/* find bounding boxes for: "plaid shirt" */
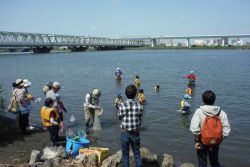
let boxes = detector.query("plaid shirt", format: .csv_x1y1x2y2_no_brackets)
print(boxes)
118,99,143,131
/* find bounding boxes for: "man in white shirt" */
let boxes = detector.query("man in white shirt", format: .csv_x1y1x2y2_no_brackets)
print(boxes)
46,82,61,111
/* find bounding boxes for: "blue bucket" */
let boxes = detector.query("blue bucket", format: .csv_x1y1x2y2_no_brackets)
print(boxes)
66,137,90,158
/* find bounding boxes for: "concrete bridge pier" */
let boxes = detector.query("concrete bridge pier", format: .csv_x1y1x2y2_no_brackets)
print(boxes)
221,37,228,46
70,46,88,52
33,46,53,53
187,38,191,47
8,48,17,52
151,39,157,47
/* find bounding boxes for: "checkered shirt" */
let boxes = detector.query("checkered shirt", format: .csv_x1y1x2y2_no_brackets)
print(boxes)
118,99,143,131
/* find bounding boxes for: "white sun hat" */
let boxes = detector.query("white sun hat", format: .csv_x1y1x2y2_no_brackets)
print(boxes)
22,79,32,87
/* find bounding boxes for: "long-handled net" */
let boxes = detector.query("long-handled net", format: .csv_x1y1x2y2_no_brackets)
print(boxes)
92,108,103,131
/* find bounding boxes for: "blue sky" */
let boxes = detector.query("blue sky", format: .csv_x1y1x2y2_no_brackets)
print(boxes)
0,0,249,37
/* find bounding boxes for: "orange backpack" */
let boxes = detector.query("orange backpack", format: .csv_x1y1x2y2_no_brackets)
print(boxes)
201,110,222,145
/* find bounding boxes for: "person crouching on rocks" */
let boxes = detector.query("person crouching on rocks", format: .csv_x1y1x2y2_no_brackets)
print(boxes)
41,98,61,146
56,94,67,132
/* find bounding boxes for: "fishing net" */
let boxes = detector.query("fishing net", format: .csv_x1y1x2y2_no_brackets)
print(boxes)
92,108,103,131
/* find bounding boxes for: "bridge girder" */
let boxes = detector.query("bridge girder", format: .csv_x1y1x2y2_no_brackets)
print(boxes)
0,31,144,49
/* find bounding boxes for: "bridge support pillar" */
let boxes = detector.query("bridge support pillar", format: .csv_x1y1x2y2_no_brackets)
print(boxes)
187,38,191,47
221,37,228,46
33,47,52,53
8,48,17,52
151,39,157,47
70,46,88,52
170,40,173,47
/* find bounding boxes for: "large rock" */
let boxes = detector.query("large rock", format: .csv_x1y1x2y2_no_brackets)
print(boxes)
75,154,86,162
56,146,67,159
102,147,157,167
30,162,43,167
179,163,195,167
102,150,122,167
82,154,98,167
29,150,41,164
51,158,63,167
41,146,58,160
140,147,157,162
41,146,67,160
11,158,22,164
42,159,53,167
161,154,174,167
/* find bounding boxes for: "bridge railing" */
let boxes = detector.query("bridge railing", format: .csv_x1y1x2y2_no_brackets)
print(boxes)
0,31,144,47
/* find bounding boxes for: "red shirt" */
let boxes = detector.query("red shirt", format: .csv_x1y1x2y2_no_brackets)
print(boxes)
186,74,196,80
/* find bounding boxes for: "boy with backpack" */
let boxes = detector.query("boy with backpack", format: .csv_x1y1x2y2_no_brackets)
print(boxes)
190,90,230,167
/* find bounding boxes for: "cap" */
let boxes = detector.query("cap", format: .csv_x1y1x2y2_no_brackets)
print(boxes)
53,82,61,89
92,89,101,98
46,81,53,87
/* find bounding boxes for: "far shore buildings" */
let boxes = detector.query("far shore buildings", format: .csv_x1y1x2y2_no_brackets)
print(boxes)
163,38,245,47
144,37,248,47
192,38,244,46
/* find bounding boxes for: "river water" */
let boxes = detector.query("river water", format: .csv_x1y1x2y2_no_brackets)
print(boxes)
0,50,250,166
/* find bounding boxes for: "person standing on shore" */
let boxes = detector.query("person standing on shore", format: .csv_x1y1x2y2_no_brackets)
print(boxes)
22,79,35,130
190,90,230,167
118,84,144,167
42,81,53,96
41,98,61,146
45,82,61,112
11,79,28,134
56,94,67,132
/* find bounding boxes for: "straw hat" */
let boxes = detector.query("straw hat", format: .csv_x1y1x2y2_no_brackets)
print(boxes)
15,79,23,85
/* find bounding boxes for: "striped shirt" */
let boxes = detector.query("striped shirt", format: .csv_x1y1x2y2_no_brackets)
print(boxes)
118,99,143,131
14,88,30,114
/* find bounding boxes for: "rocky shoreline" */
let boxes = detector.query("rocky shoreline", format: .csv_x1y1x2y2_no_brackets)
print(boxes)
0,145,195,167
0,116,195,167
